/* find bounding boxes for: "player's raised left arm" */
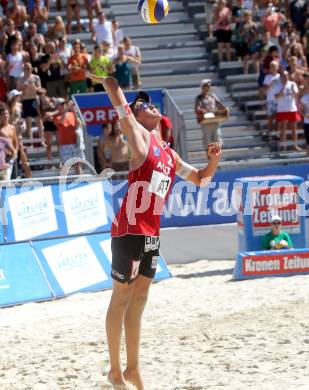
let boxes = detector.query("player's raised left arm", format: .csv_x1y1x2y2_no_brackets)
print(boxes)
173,142,222,187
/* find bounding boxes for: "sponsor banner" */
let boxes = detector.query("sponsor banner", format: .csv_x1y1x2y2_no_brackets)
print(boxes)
62,182,108,235
0,243,52,307
250,185,300,235
41,236,109,295
234,249,309,280
236,175,307,251
8,186,58,241
73,90,164,136
2,179,112,243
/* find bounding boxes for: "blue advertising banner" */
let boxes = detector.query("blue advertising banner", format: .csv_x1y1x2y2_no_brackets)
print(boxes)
32,233,171,298
73,90,165,136
111,163,309,228
234,249,309,280
2,179,113,243
0,242,52,307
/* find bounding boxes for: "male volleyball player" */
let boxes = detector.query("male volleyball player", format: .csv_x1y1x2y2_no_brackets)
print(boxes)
88,74,222,390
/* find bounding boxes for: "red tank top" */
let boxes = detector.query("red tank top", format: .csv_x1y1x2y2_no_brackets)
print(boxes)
111,131,176,237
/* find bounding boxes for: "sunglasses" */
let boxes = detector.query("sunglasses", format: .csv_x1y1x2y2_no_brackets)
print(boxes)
272,222,281,225
133,102,155,115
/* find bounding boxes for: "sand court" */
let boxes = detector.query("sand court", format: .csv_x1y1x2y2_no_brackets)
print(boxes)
1,259,309,390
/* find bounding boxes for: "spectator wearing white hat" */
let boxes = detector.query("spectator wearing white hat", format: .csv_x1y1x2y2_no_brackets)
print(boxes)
261,215,293,250
194,79,227,157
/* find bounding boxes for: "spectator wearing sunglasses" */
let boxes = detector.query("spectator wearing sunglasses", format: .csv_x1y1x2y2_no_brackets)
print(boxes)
261,215,293,250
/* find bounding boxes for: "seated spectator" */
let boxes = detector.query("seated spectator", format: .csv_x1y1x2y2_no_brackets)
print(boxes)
17,62,44,142
0,104,18,180
194,79,227,157
123,36,142,89
53,98,85,175
263,60,280,139
300,72,309,156
100,120,129,173
214,0,232,62
47,16,66,41
92,11,113,47
274,70,301,151
30,0,48,35
160,115,174,149
67,41,89,96
113,45,133,89
89,44,114,92
261,215,293,250
66,0,81,34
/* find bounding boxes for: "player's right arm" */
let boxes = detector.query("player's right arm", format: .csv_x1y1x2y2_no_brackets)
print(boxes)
87,74,148,162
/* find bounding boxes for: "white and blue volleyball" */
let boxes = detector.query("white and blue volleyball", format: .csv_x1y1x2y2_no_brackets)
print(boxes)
137,0,169,24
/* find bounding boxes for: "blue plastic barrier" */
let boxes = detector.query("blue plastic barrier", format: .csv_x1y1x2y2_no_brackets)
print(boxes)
0,234,171,307
0,242,52,307
234,249,309,280
236,175,307,251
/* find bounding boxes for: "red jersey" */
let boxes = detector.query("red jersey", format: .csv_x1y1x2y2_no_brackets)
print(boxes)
111,131,176,237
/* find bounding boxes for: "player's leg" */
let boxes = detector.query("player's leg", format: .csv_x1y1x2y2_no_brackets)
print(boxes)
106,279,135,386
123,274,152,390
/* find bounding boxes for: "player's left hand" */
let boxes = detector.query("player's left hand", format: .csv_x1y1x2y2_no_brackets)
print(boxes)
208,142,222,162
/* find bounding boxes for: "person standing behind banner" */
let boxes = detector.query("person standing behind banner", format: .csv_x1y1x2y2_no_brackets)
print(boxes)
261,215,293,250
194,78,227,157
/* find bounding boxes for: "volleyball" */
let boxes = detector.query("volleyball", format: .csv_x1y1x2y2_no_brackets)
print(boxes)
137,0,169,24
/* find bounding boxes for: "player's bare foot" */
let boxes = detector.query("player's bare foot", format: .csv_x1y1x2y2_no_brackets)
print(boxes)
108,370,128,388
123,368,144,390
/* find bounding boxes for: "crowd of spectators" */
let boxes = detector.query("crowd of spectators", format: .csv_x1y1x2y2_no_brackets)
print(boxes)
0,1,146,180
209,0,309,153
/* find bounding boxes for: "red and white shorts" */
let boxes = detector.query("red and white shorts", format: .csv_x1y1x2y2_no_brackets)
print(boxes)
276,111,301,123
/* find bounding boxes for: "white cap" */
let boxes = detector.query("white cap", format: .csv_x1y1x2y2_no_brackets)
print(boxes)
55,98,66,106
200,79,212,87
7,90,21,100
271,215,281,223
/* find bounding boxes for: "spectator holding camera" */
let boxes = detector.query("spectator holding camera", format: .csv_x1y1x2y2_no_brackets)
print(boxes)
194,79,227,157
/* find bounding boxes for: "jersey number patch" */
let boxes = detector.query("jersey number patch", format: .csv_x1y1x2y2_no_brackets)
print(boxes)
148,170,171,199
